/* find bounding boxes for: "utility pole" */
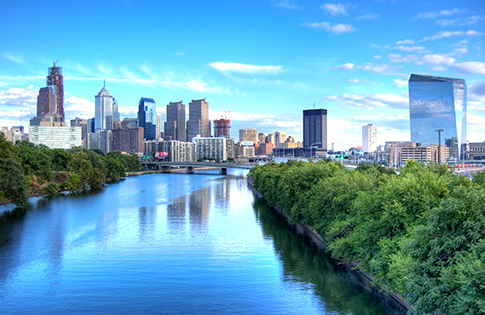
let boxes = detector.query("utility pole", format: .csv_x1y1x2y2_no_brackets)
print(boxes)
435,129,444,163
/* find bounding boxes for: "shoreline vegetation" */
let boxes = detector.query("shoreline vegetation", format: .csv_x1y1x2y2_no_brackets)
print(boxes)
0,133,144,208
248,159,485,315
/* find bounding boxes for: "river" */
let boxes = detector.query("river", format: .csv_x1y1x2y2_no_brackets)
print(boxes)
0,170,390,314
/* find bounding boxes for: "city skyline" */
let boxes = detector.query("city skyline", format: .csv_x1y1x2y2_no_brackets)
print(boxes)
1,0,484,147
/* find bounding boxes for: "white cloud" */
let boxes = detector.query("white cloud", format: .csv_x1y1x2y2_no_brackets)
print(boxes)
351,114,410,131
393,79,408,88
430,65,449,71
396,39,415,45
320,4,347,16
392,45,427,52
301,22,354,34
454,61,485,74
357,63,399,75
4,54,28,65
388,53,419,63
0,85,38,107
355,14,379,21
271,0,302,10
64,96,95,119
324,93,408,110
348,79,359,83
332,63,354,71
208,62,282,75
418,54,456,65
416,9,464,19
175,51,185,56
422,30,481,41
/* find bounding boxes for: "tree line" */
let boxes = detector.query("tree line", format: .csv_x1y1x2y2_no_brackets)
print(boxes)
0,133,143,207
249,159,485,315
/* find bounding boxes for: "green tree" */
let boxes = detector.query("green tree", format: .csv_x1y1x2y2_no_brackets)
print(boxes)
0,133,20,161
17,141,53,183
0,158,29,206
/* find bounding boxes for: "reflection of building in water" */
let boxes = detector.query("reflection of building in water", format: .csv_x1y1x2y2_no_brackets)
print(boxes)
167,195,186,233
213,178,231,216
189,186,210,232
139,207,156,243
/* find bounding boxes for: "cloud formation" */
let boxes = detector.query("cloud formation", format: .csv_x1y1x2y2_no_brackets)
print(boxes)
324,93,409,110
208,62,282,75
320,4,347,16
332,63,355,71
422,30,481,41
271,0,302,10
301,22,354,34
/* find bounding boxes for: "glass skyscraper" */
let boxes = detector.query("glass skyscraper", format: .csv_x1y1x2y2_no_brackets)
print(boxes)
164,101,186,141
137,97,157,141
95,86,118,131
408,74,467,159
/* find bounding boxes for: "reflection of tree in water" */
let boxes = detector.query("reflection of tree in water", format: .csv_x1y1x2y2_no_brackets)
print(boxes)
252,198,390,315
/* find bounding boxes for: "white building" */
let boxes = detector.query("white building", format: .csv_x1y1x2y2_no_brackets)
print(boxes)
30,126,82,149
362,124,377,153
194,136,228,161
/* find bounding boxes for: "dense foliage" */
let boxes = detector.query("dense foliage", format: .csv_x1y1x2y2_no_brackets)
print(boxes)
0,133,143,207
249,159,485,315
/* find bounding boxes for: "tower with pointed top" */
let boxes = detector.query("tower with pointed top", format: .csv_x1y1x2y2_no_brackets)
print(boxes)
95,84,118,131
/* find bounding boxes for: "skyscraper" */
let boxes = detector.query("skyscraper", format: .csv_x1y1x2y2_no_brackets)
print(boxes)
239,128,258,143
187,98,211,141
362,124,377,153
137,97,157,141
95,85,118,131
303,109,327,150
409,74,467,159
46,61,64,121
164,101,186,141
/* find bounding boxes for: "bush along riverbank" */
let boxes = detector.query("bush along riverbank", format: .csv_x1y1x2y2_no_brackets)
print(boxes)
0,133,144,208
248,159,485,315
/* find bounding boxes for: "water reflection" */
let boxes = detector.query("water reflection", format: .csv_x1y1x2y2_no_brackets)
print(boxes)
252,197,389,315
138,206,156,244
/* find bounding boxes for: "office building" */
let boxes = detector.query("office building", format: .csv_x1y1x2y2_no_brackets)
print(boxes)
87,130,113,154
463,141,485,160
30,125,82,149
303,109,327,150
37,86,56,117
95,85,119,131
121,118,138,129
239,128,258,144
70,117,88,140
157,113,161,139
164,101,186,141
143,140,197,162
362,124,377,153
409,74,467,159
274,131,287,148
187,98,211,141
112,127,144,154
194,136,230,161
137,97,157,141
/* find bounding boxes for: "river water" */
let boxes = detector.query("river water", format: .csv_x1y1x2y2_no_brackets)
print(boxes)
0,170,389,314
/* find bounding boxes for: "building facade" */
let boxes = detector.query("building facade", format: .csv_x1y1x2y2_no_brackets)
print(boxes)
87,130,113,154
362,123,377,153
164,101,186,141
95,86,119,131
214,118,230,138
239,128,258,144
137,97,157,141
409,74,467,159
30,125,82,149
303,109,327,150
194,136,229,161
187,98,211,141
46,62,64,121
70,117,88,141
112,127,144,154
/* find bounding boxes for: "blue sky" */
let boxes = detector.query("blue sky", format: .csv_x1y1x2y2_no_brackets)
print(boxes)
1,0,484,148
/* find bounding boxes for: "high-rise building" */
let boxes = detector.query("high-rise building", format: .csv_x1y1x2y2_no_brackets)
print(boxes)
164,101,186,141
95,85,118,131
46,61,64,121
303,109,327,150
239,128,258,143
121,118,138,129
274,131,287,148
362,124,377,153
409,74,467,159
187,98,211,141
214,118,230,138
112,127,144,154
137,97,157,141
30,125,82,149
156,113,161,139
70,117,88,140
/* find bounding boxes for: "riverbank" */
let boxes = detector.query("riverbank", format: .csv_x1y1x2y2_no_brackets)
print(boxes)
247,176,409,315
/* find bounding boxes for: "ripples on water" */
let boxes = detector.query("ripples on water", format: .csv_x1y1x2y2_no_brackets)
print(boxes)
0,170,389,314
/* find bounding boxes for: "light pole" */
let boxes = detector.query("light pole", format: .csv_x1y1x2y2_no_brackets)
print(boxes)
435,129,444,164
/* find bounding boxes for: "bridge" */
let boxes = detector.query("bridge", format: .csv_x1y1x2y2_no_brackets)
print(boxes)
140,161,254,175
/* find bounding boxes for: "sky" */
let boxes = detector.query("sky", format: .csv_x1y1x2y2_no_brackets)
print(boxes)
1,0,484,149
